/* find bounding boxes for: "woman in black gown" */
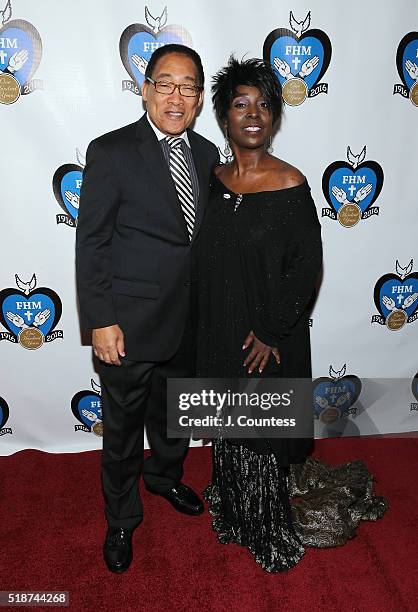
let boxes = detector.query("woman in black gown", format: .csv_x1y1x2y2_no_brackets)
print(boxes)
196,57,388,573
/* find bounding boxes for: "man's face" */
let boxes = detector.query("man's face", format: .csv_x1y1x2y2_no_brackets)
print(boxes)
142,52,203,136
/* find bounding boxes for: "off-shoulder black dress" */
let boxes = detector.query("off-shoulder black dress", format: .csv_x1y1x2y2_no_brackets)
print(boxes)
195,175,388,572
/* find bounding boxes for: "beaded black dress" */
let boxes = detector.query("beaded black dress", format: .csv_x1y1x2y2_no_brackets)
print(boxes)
195,174,388,573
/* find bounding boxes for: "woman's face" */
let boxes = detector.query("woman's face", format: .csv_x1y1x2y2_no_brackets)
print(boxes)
225,85,273,150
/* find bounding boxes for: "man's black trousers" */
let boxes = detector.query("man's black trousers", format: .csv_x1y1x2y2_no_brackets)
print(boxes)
99,314,194,530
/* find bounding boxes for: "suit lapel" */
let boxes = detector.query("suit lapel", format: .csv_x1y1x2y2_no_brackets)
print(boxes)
135,115,188,238
188,129,209,244
135,114,211,244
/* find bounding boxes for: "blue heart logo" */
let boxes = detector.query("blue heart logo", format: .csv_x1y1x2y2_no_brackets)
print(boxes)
120,23,192,92
0,19,42,87
71,390,102,430
0,287,61,338
396,32,418,90
374,273,418,319
323,161,384,215
313,375,362,420
53,163,83,221
412,374,418,402
0,396,9,429
263,27,331,92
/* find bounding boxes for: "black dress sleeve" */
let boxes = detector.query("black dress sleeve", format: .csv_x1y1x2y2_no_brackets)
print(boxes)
253,186,322,347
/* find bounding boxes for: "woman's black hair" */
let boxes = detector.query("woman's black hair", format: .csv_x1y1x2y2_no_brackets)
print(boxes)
212,56,283,125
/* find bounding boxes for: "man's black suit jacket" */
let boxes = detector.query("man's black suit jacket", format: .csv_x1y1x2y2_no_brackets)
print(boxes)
76,113,219,361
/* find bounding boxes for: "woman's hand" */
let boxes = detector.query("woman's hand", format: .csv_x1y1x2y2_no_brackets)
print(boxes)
242,330,280,374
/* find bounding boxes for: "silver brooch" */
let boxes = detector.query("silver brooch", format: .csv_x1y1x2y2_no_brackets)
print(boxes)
234,194,243,212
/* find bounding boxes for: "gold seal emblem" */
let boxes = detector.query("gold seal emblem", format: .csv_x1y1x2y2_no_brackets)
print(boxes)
410,82,418,107
337,203,361,228
386,309,407,331
92,421,103,437
18,327,44,350
0,73,21,105
320,407,340,424
282,78,308,106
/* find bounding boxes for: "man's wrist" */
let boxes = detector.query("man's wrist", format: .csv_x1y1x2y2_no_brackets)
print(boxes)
93,323,118,331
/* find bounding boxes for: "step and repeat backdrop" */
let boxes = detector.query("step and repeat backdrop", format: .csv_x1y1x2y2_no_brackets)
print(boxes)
1,0,418,454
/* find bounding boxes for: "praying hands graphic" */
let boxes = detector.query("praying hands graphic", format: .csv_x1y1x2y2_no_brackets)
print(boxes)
402,292,418,309
273,56,319,81
64,191,80,209
81,409,99,422
5,49,28,74
405,60,418,81
6,309,51,329
131,54,148,75
335,392,351,407
331,184,372,205
315,396,329,410
382,293,418,312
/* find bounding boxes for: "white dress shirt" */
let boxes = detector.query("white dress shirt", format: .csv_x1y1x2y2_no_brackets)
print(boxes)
146,113,191,148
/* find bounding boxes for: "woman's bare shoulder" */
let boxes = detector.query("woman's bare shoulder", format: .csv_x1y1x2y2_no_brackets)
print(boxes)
271,159,306,189
214,163,232,178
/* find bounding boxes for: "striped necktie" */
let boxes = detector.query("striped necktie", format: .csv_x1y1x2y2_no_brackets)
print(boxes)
166,136,195,240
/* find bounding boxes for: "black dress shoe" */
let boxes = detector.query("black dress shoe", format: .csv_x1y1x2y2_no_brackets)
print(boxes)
103,527,133,573
146,483,204,516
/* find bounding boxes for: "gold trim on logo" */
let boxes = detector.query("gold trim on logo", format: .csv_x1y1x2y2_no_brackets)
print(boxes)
282,78,307,106
386,309,407,331
18,327,44,350
320,407,341,424
410,82,418,107
92,421,103,437
337,203,361,228
0,73,21,105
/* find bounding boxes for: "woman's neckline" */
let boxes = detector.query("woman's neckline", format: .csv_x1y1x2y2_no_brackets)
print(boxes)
213,172,308,196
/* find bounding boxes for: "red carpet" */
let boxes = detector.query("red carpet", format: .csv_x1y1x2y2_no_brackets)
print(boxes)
1,438,417,612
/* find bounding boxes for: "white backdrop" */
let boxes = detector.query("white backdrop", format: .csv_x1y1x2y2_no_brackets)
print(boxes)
1,0,418,454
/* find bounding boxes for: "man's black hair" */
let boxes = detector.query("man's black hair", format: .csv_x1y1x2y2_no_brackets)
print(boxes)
145,44,204,87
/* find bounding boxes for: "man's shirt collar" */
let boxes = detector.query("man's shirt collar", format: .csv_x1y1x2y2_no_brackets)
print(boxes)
146,113,190,147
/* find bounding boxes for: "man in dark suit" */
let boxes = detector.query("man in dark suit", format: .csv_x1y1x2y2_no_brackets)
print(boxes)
76,44,219,573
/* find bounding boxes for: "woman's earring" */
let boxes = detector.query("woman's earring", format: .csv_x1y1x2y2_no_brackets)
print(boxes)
267,136,273,154
223,130,232,158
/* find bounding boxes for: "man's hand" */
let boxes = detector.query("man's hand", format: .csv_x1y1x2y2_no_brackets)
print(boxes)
242,330,280,374
93,324,125,366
